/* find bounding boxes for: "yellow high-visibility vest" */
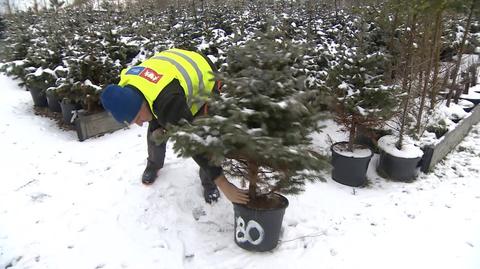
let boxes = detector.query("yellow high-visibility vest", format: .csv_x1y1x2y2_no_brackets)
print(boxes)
118,48,216,117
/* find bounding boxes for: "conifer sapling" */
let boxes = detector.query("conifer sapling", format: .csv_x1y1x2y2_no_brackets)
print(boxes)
155,30,329,204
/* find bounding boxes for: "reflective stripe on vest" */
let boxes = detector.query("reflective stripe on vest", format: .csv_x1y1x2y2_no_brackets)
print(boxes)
117,49,215,118
162,50,206,95
151,55,195,104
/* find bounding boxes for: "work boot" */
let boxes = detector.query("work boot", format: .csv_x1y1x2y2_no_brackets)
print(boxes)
204,187,220,204
199,168,221,203
142,164,160,185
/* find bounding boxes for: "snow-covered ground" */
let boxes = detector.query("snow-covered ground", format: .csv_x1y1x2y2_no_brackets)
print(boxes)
1,73,479,269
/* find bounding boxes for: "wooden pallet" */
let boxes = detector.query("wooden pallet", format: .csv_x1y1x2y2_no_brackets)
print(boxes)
421,104,480,172
75,111,126,141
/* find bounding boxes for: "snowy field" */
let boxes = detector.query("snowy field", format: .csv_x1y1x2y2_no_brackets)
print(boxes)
1,73,479,269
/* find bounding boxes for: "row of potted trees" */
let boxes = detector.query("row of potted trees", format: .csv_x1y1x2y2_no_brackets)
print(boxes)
25,68,82,124
330,54,479,188
152,23,477,251
329,0,479,188
331,67,479,188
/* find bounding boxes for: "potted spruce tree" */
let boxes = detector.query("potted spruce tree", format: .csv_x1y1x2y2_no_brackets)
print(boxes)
55,81,84,124
377,134,424,182
156,30,329,252
46,87,62,113
326,34,397,187
376,10,424,182
25,67,57,107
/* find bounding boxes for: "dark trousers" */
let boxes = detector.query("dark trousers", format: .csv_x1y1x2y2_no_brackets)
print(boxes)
146,119,218,191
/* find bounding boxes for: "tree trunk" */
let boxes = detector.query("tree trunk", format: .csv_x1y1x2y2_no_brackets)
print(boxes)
430,10,443,109
33,0,39,13
247,161,259,200
416,16,435,133
348,115,356,152
397,12,416,150
385,7,400,84
5,0,12,14
446,0,475,106
191,0,197,24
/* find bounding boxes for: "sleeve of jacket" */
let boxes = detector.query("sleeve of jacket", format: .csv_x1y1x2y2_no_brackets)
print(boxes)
152,79,194,128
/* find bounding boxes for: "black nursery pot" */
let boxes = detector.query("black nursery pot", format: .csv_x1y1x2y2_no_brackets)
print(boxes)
377,150,422,182
463,105,475,113
60,99,81,124
330,142,373,187
46,90,62,112
29,87,48,107
461,97,480,106
233,193,289,252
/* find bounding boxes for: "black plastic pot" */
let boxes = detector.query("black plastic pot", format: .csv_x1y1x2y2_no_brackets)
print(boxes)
60,99,81,124
46,90,62,112
450,117,461,124
460,97,480,106
233,193,289,252
29,87,48,107
458,99,476,113
355,127,391,153
462,105,475,113
330,142,373,187
377,150,422,182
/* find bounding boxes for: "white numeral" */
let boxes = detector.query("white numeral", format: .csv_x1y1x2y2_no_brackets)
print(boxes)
235,216,265,245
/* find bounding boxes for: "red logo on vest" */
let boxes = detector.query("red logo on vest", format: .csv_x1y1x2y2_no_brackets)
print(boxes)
139,68,162,83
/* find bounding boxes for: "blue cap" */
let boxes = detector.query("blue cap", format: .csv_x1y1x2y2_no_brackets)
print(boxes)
101,84,143,124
